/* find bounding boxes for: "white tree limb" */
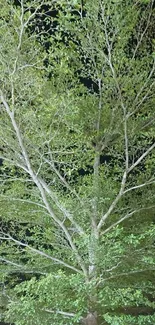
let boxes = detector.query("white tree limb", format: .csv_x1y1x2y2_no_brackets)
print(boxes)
123,179,155,194
0,195,47,210
0,257,23,268
0,93,88,278
132,0,154,59
128,142,155,173
101,268,155,283
0,233,82,274
97,171,127,231
43,308,76,318
101,205,155,236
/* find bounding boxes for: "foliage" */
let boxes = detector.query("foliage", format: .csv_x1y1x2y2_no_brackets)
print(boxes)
0,0,155,324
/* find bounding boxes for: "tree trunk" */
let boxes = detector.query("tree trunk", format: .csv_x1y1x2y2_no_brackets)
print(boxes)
81,312,98,325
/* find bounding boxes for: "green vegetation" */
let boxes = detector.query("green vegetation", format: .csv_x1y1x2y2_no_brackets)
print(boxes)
0,1,155,324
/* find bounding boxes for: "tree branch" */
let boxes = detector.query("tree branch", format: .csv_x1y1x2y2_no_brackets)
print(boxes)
0,233,82,274
43,156,82,203
38,178,85,235
129,61,155,116
99,268,155,284
123,179,155,194
0,195,47,210
132,0,154,59
0,93,88,278
101,205,155,236
97,171,127,231
43,308,76,318
0,257,24,268
128,142,155,173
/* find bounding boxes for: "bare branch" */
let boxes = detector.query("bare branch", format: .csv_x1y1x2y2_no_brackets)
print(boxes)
97,49,155,232
101,205,155,236
129,61,155,116
0,257,23,268
97,171,127,231
98,125,154,231
38,178,85,235
123,179,155,194
128,142,155,173
0,195,47,210
0,154,29,173
17,62,46,71
43,157,83,204
100,268,155,283
104,261,122,273
0,233,82,274
43,309,76,318
132,0,154,59
11,0,25,75
23,1,45,29
132,81,155,113
0,93,88,278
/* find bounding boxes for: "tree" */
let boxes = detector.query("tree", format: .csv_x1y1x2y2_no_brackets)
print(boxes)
0,0,155,324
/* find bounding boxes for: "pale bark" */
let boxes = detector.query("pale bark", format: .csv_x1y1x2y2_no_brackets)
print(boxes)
82,312,98,325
